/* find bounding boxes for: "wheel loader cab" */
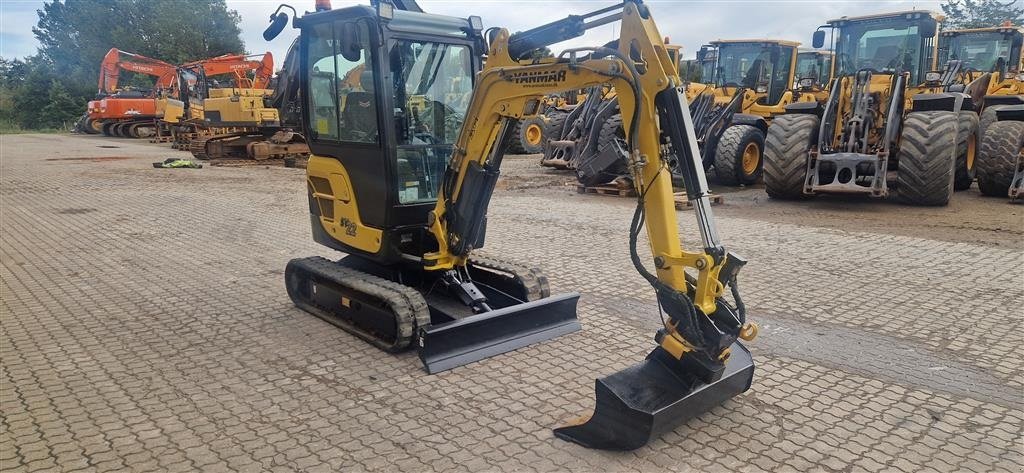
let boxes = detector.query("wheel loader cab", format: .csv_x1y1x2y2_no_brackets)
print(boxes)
299,6,482,264
709,40,799,108
830,12,939,86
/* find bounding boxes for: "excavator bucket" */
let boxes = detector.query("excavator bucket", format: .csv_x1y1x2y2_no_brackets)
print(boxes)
554,342,754,450
418,293,581,374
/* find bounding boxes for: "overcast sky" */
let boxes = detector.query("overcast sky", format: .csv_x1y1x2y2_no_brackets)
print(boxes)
2,0,948,68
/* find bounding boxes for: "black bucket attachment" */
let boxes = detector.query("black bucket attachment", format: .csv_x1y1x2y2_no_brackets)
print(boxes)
554,342,754,450
418,293,581,374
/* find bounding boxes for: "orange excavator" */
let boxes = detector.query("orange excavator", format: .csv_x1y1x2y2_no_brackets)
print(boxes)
80,48,178,137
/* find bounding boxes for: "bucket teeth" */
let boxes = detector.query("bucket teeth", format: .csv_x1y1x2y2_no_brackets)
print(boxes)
554,342,754,450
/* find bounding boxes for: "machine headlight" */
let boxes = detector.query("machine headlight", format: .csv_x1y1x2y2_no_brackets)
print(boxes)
925,71,941,83
756,86,767,93
1017,72,1024,82
468,15,483,32
799,78,815,88
377,1,393,19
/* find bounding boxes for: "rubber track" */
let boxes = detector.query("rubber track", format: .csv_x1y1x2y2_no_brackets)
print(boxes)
469,254,550,301
896,111,956,206
714,124,763,186
764,114,818,199
286,256,430,352
953,111,979,191
189,137,210,160
975,120,1024,197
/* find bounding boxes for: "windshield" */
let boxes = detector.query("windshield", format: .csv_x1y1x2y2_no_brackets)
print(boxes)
796,53,832,84
390,39,473,204
942,32,1020,72
835,18,932,83
714,43,772,87
714,43,793,104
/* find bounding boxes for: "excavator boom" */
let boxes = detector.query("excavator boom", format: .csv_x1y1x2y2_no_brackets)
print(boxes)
97,48,177,94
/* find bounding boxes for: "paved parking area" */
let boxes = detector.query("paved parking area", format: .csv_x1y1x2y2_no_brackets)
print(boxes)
2,133,1022,472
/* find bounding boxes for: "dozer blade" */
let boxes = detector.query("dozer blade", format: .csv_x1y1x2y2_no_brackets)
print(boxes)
418,293,581,374
554,342,754,450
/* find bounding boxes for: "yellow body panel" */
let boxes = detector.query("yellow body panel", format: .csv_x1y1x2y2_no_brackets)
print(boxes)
306,155,383,254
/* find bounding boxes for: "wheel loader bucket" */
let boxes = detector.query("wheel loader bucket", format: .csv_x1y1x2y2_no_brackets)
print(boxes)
554,342,754,450
418,293,581,374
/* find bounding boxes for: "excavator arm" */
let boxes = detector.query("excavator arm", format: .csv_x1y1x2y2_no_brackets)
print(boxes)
184,52,275,89
423,1,757,449
97,48,177,94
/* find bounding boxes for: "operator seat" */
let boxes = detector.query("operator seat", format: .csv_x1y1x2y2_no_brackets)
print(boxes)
342,70,378,140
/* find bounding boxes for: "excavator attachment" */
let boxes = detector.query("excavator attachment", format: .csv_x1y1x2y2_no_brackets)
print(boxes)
419,293,581,374
555,342,754,450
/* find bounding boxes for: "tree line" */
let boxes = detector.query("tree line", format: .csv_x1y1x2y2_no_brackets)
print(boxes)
0,0,245,130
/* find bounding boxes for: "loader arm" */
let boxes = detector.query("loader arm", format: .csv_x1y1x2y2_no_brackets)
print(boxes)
425,0,753,388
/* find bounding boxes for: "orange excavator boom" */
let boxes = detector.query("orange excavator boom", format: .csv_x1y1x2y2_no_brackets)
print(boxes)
182,52,275,89
97,48,177,94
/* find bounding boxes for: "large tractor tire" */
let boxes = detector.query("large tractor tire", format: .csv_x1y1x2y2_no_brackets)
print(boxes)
576,114,628,187
507,117,545,154
543,109,570,143
975,120,1024,197
764,114,818,199
953,111,979,191
979,105,1006,139
518,117,546,154
896,111,957,206
714,124,765,186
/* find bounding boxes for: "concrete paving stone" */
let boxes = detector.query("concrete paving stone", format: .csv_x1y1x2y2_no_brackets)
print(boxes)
1,135,1021,472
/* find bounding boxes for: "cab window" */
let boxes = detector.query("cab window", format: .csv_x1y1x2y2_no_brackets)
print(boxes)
390,40,473,204
306,21,378,143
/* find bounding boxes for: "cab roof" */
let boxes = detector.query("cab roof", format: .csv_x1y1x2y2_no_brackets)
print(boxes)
298,4,477,41
709,39,801,48
940,25,1024,36
827,10,944,25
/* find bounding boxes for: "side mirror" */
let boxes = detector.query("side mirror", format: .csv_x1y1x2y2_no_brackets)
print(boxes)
812,30,826,49
339,23,363,62
264,12,289,41
920,20,937,38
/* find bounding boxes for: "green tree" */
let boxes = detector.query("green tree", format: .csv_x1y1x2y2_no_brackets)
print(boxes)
40,79,81,128
940,0,1024,29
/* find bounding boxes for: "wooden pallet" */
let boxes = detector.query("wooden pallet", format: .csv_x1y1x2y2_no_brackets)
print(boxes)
576,183,637,197
576,184,723,210
673,192,723,210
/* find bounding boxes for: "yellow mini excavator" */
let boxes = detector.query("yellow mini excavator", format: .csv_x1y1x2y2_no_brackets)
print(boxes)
264,0,757,450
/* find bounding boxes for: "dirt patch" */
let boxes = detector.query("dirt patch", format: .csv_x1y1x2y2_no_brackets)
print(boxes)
498,154,1024,249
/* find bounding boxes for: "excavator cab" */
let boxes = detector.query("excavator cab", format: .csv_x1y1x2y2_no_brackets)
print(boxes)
280,4,581,374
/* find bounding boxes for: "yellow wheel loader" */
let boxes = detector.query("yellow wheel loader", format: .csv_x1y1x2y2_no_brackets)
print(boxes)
764,11,979,206
686,39,811,185
939,24,1024,199
264,0,757,450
